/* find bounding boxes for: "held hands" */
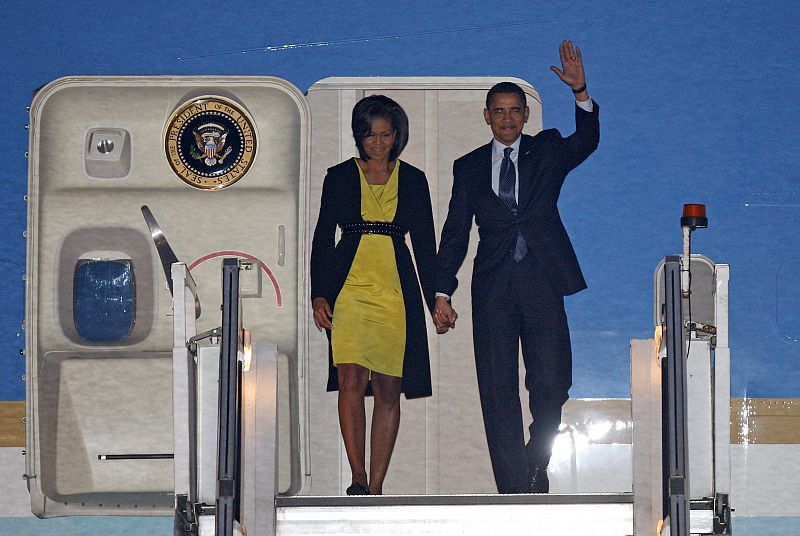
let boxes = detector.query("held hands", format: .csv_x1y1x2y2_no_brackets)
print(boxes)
550,40,588,101
312,297,333,331
314,295,457,334
433,296,458,334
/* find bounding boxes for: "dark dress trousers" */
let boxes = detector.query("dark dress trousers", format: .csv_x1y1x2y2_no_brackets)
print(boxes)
436,102,600,492
311,159,437,399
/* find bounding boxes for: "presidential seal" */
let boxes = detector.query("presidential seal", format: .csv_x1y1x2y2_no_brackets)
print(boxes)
164,96,257,189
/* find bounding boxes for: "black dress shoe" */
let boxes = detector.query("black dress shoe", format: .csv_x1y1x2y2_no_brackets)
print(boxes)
528,466,550,493
346,483,370,495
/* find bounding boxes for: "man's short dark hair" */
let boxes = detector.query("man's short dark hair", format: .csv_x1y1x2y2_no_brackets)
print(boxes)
351,95,409,161
485,82,527,110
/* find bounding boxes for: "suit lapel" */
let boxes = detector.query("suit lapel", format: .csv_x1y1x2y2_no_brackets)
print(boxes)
477,142,493,193
517,135,537,211
477,141,509,213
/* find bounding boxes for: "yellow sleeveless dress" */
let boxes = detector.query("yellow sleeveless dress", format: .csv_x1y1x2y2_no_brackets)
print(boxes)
330,159,406,377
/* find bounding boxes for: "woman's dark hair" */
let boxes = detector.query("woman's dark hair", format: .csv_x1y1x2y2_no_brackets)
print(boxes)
351,95,409,161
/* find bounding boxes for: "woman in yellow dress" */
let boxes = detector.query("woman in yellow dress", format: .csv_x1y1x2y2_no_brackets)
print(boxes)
311,95,441,495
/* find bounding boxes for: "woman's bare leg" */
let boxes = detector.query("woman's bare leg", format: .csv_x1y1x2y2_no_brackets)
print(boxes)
337,364,370,488
368,372,402,494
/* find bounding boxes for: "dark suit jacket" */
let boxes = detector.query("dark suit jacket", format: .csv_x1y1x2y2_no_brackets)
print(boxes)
310,159,437,399
437,101,600,298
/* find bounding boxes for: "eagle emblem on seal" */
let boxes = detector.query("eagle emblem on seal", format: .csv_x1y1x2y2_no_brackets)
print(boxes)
191,123,234,166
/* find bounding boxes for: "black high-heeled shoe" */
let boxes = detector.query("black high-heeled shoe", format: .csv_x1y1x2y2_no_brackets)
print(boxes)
346,482,370,495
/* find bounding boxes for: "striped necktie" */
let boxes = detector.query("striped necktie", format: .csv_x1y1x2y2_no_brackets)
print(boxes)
498,147,528,262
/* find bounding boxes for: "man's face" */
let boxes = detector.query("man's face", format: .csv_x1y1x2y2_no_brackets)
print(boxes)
484,92,529,146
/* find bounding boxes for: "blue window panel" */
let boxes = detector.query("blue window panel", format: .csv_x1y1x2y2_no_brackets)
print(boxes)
73,260,135,342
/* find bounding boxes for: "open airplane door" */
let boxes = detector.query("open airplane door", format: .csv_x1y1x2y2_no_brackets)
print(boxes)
304,77,543,495
24,77,310,517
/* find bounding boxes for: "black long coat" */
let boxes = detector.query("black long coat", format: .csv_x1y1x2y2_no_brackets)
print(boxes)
310,159,437,399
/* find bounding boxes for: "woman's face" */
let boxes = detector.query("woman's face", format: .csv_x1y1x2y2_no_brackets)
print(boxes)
362,117,396,161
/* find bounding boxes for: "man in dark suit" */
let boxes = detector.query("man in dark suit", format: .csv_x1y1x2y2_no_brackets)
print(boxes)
433,41,599,494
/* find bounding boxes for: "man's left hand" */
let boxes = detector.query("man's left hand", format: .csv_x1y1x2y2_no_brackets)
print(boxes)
550,40,588,101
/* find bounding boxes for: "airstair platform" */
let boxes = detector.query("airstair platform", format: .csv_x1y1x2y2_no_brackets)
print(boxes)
275,493,634,535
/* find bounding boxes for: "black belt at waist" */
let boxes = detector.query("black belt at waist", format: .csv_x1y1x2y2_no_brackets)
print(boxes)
340,222,406,238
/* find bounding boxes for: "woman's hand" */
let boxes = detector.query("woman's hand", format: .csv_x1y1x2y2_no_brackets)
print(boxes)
312,297,333,331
